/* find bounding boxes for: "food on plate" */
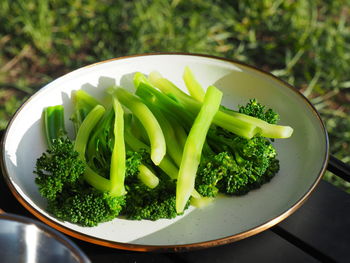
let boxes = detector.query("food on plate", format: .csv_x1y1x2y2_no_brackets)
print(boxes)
34,67,293,226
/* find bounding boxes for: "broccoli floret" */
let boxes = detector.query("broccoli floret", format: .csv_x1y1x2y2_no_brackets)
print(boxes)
47,181,125,227
121,149,180,220
195,152,229,197
196,134,279,197
47,149,148,227
216,161,252,196
34,137,85,201
201,125,279,196
238,98,279,124
194,97,281,197
123,172,186,220
196,150,253,197
254,157,280,186
35,104,127,227
125,150,144,178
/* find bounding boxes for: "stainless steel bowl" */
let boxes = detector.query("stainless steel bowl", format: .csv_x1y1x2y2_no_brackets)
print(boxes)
0,212,90,263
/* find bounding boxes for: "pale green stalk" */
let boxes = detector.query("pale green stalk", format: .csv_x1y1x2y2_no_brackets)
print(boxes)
73,104,112,192
124,129,179,180
183,66,205,102
138,164,159,189
115,88,166,165
149,71,293,139
109,96,126,196
176,85,223,213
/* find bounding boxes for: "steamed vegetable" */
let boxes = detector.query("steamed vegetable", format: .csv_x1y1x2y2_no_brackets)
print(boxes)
148,70,293,139
35,105,125,227
176,85,222,213
34,67,293,227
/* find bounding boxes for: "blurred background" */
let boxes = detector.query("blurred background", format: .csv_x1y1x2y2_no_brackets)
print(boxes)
1,0,349,191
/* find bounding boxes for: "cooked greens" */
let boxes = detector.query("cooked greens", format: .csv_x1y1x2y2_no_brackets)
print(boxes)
34,67,293,227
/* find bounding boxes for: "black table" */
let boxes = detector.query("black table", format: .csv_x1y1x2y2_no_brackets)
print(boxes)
1,129,350,262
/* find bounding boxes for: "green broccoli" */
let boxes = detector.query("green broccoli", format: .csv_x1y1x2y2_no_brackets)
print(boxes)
195,100,281,197
238,98,279,124
195,152,231,198
123,169,186,221
47,181,125,227
34,67,292,227
34,137,85,201
207,133,279,196
133,71,279,204
35,102,126,227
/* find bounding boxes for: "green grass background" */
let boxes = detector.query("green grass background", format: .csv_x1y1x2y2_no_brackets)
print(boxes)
1,0,349,191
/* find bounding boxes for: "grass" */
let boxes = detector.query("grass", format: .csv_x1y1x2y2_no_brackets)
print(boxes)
1,0,350,191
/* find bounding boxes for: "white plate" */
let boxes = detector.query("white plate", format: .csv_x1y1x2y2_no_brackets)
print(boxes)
1,53,329,251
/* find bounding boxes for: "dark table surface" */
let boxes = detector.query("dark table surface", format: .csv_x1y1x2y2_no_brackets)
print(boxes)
1,127,350,262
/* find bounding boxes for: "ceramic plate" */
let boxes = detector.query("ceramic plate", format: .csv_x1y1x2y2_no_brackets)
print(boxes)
1,53,329,251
